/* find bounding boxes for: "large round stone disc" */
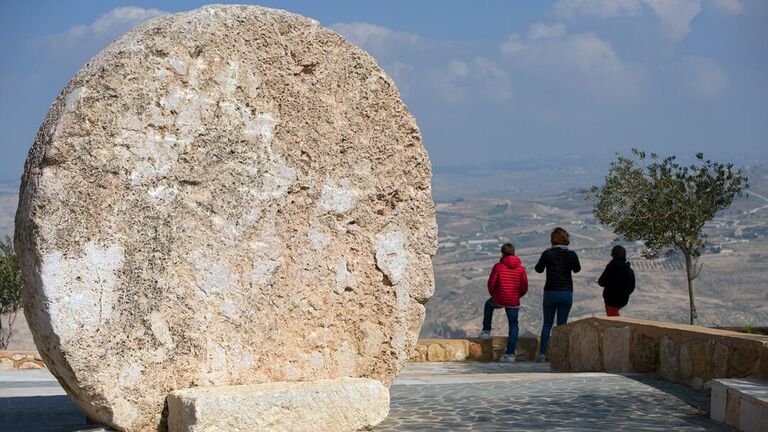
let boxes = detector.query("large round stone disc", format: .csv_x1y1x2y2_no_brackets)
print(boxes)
15,5,436,431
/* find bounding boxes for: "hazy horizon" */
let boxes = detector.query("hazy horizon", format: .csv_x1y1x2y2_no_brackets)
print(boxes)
2,0,767,179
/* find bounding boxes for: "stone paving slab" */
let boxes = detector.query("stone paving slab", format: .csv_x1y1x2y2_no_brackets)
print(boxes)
0,364,735,431
377,362,735,431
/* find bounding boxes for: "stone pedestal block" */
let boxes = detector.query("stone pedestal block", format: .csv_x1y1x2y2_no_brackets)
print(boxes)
167,378,389,432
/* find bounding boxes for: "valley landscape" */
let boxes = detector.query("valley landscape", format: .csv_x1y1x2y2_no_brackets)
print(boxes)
2,155,767,348
424,155,768,339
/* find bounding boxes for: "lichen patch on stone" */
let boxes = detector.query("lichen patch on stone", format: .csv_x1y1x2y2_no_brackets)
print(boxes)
190,249,239,296
40,242,123,339
375,230,410,285
320,178,360,214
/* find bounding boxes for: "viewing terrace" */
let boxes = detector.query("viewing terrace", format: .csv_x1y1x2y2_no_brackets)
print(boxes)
2,317,766,431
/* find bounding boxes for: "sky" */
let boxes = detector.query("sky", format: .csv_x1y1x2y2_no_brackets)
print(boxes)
1,0,766,179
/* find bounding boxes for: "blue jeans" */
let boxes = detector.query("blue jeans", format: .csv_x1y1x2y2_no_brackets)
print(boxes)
539,291,573,355
482,298,519,355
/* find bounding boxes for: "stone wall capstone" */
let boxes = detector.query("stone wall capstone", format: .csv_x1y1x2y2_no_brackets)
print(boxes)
14,5,436,431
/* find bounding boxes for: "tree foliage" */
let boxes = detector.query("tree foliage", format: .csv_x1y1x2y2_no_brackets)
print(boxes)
0,236,23,349
589,149,747,324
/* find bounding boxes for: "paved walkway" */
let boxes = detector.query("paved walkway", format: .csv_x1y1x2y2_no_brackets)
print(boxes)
377,362,732,431
0,363,733,431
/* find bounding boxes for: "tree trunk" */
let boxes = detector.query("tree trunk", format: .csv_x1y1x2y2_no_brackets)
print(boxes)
683,250,698,325
0,314,4,349
0,310,18,350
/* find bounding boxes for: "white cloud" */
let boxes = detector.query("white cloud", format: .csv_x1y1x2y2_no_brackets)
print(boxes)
428,57,512,104
644,0,702,41
330,23,423,98
473,57,513,101
554,0,741,41
527,23,567,40
44,6,166,53
712,0,744,13
554,0,642,19
387,61,416,96
500,23,640,101
447,59,469,79
332,22,512,104
330,22,420,53
679,56,728,98
428,63,466,103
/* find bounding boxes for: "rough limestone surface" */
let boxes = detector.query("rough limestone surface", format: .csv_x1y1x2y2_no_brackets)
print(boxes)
15,5,436,431
167,377,389,432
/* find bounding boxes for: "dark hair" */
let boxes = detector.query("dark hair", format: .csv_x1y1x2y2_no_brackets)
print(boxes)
550,227,570,246
611,245,627,260
501,243,515,256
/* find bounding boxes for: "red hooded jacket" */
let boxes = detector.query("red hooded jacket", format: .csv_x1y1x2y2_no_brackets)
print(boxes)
487,255,529,307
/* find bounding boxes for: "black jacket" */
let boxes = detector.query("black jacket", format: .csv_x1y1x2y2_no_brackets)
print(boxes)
535,246,581,292
598,258,636,308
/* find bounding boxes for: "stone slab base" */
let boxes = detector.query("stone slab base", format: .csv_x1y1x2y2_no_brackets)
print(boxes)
711,378,768,432
167,377,389,432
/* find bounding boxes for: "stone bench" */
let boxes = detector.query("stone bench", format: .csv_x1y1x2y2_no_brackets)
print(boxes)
711,378,768,432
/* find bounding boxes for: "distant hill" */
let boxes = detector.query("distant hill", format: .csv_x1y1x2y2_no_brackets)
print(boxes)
0,180,18,239
422,159,768,338
2,158,767,349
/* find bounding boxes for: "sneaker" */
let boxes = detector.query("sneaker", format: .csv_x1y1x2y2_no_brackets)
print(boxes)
536,354,547,363
500,354,515,363
478,330,492,340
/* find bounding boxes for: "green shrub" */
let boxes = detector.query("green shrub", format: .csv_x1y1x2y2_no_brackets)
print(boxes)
0,236,23,349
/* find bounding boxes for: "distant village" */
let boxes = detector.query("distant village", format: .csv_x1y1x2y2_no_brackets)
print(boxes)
434,189,767,272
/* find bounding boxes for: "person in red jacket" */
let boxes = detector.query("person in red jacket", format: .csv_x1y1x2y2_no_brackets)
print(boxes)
478,243,529,363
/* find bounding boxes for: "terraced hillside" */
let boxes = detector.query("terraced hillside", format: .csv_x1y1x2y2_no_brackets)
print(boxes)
2,160,767,348
423,160,768,338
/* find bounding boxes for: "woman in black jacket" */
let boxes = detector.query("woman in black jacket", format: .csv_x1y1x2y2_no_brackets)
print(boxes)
598,245,635,316
535,227,581,362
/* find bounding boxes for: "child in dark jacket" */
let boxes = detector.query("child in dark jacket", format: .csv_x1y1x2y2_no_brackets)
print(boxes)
479,243,529,363
598,245,636,316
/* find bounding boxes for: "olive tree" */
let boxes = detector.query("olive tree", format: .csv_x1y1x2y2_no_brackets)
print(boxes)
0,236,23,349
589,149,747,325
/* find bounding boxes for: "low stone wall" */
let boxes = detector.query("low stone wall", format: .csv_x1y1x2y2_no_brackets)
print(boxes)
0,350,45,370
411,337,540,362
550,317,768,391
1,339,541,370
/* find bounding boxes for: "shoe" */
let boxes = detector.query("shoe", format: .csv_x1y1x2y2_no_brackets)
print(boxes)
478,330,492,340
536,354,547,363
500,354,515,363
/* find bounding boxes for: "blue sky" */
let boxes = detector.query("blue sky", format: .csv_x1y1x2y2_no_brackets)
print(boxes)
1,0,766,179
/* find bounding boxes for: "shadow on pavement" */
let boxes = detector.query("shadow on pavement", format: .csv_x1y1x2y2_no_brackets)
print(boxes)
623,374,713,415
0,395,89,432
